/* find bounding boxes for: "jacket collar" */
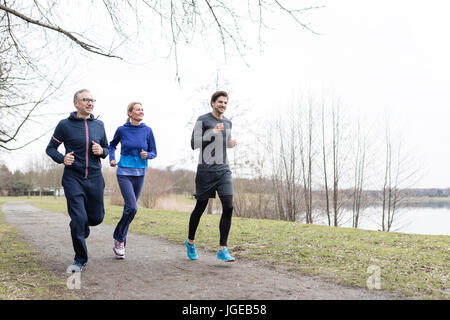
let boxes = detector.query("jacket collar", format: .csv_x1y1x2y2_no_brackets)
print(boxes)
69,111,95,121
124,122,147,128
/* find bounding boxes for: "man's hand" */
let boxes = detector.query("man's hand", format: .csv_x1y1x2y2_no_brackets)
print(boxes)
229,139,237,148
213,123,224,134
92,141,103,156
64,151,75,166
110,160,117,167
140,149,148,159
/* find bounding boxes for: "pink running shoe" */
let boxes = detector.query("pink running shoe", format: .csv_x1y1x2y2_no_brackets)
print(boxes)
113,240,125,259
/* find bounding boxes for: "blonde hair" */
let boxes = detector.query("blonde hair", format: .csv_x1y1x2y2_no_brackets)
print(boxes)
126,101,142,123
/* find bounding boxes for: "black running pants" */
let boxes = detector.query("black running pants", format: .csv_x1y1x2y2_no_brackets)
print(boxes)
188,195,233,247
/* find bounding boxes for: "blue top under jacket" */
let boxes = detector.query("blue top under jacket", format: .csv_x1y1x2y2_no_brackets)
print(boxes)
108,122,157,175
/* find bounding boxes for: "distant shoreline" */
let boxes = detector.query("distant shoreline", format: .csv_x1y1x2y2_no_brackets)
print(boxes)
405,196,450,202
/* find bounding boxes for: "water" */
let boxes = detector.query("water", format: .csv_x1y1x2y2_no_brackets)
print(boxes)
215,200,450,236
313,204,450,236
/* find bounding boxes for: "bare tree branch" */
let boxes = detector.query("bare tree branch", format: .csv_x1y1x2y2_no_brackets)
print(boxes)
0,3,122,59
273,0,321,35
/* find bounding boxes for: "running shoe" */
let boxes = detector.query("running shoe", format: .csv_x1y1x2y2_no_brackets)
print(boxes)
185,239,198,260
113,240,125,259
66,261,84,273
217,247,235,262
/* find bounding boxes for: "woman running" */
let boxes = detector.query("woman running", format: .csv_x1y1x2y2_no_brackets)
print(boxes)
109,101,157,259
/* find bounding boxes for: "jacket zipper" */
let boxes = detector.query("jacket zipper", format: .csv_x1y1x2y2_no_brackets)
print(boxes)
84,119,89,179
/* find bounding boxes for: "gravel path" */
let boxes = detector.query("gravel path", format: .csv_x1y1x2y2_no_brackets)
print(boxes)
2,201,400,300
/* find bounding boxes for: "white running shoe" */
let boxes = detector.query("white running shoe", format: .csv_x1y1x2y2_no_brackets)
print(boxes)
66,261,84,273
113,240,125,259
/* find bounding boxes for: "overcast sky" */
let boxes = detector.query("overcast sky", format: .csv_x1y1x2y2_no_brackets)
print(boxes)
2,0,449,189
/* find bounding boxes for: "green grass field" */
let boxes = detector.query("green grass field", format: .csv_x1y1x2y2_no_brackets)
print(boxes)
1,196,449,299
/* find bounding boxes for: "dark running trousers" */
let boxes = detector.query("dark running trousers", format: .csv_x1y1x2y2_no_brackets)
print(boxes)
62,172,105,265
113,175,145,246
188,195,233,247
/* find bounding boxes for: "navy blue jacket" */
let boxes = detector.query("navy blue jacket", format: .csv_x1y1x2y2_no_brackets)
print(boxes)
46,112,109,178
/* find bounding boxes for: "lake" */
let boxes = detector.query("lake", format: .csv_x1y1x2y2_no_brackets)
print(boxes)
313,202,450,236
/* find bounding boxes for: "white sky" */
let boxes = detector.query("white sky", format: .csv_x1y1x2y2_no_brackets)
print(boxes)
2,0,449,189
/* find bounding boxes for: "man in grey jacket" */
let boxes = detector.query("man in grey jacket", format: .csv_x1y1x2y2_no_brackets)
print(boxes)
186,90,237,262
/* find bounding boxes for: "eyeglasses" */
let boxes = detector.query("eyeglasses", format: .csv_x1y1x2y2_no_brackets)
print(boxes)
80,98,96,103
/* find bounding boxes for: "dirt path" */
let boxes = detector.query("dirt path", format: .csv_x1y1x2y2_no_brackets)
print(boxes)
2,201,400,300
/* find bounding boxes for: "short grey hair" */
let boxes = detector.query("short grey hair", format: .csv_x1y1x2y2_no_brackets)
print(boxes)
73,89,90,101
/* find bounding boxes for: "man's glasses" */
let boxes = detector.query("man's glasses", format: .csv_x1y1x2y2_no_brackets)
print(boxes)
80,98,96,103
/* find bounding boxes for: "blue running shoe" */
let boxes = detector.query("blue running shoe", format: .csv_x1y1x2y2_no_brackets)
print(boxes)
217,247,235,262
185,239,198,260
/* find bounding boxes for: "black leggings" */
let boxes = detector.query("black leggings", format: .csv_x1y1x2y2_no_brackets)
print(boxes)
188,195,233,247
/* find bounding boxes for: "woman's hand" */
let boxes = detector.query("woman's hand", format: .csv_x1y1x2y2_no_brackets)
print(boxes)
110,160,117,167
140,149,148,159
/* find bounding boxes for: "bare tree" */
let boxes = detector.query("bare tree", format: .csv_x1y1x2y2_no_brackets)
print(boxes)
351,119,367,228
0,161,12,195
1,4,69,151
320,100,331,225
140,170,172,209
1,1,321,149
267,117,287,220
271,113,301,222
282,113,299,221
331,102,342,226
266,102,314,223
298,99,315,224
325,99,355,227
232,117,278,220
379,121,419,232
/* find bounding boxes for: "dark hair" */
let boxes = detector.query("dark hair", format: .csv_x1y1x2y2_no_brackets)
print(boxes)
210,90,228,106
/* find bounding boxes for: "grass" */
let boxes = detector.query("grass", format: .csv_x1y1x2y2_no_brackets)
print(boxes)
2,196,449,300
0,200,79,300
